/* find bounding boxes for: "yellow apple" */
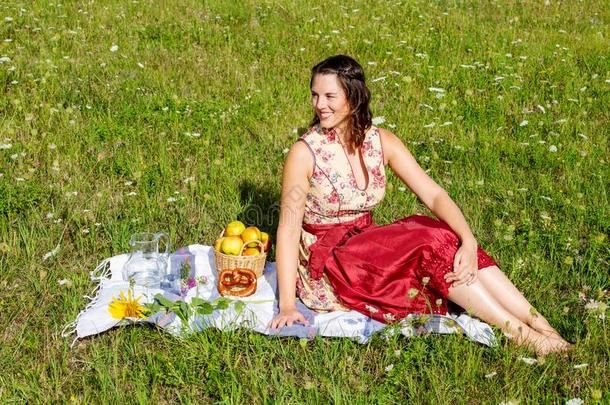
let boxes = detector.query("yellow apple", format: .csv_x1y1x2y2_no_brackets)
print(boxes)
240,226,261,247
225,220,246,237
214,237,225,252
221,236,244,255
260,232,271,252
242,247,260,256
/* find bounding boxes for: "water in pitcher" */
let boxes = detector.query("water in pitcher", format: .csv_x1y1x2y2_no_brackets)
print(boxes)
122,232,169,289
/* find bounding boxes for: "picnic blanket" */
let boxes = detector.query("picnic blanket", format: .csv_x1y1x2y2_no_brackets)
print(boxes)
63,245,497,346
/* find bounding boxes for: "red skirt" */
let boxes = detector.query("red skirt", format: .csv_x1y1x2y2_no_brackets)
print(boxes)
303,214,497,323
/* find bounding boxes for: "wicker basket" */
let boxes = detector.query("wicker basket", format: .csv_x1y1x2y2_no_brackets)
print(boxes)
213,233,267,278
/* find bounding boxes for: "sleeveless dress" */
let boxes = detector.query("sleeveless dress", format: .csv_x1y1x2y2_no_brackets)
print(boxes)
295,124,498,323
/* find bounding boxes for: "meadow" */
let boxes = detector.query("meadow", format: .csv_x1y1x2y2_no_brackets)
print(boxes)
0,0,608,402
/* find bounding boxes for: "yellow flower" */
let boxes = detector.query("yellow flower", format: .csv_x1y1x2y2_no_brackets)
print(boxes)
108,289,147,319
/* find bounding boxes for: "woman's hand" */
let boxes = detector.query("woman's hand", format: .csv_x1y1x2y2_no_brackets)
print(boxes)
268,307,309,330
445,241,478,287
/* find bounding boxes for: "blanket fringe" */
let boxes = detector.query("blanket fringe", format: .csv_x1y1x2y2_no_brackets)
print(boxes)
61,258,111,342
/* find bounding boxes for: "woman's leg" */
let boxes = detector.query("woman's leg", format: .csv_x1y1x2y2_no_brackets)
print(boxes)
447,281,567,355
476,266,568,343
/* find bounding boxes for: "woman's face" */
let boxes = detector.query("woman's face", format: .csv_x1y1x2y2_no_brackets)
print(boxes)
311,73,351,133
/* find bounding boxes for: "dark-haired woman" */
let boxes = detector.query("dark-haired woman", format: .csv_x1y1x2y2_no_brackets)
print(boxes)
269,55,570,355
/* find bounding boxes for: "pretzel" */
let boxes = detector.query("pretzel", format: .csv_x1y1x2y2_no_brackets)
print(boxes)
217,268,257,297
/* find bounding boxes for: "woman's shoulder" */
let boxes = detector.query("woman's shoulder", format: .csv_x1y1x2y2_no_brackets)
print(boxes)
299,125,322,142
374,126,395,141
375,126,406,165
286,137,315,178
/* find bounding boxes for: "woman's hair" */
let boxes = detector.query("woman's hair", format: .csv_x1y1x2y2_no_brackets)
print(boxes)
310,55,372,147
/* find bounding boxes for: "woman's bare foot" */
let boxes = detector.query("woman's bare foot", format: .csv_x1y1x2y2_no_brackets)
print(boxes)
533,336,572,357
527,313,571,348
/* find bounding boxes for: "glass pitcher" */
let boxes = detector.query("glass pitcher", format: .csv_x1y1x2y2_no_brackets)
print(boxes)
122,232,170,289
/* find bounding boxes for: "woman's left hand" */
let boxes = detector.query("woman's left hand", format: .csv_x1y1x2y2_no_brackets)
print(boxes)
444,242,478,287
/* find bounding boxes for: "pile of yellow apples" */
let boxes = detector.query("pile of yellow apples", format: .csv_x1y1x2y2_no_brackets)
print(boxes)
214,220,271,256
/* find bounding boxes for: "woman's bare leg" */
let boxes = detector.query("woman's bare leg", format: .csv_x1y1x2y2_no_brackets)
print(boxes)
476,266,568,344
447,281,567,355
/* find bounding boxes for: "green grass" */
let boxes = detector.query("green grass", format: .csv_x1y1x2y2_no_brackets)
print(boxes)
1,0,609,402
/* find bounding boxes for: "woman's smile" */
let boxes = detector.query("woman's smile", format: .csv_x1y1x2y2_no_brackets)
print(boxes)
311,73,351,133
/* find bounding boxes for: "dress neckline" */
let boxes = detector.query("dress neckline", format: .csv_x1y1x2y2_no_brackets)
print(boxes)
321,126,369,191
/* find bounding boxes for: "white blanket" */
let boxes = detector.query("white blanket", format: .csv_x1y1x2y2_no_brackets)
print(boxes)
63,245,497,346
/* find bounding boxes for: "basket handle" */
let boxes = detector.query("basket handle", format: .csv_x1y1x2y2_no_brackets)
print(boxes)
239,240,265,255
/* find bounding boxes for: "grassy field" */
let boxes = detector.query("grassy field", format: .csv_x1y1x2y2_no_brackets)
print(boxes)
1,0,609,402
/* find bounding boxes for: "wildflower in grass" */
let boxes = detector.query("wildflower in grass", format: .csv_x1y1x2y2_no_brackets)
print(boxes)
585,299,607,320
110,44,119,52
108,289,147,319
43,245,60,261
572,363,588,369
58,278,73,287
485,371,497,378
519,120,529,127
372,116,385,125
166,197,176,203
384,364,394,372
518,356,537,365
0,143,11,149
565,398,583,405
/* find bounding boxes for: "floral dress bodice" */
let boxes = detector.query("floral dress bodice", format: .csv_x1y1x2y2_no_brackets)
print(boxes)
296,125,386,311
301,125,386,225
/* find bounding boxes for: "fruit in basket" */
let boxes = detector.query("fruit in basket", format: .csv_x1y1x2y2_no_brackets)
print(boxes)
214,237,225,252
241,226,261,247
242,247,260,256
260,232,271,252
225,220,246,237
220,236,244,255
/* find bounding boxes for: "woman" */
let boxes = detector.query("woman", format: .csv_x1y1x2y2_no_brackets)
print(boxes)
269,55,570,355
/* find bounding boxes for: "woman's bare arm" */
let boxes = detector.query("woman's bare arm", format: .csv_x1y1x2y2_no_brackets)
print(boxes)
379,128,479,285
379,128,476,246
273,140,312,318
